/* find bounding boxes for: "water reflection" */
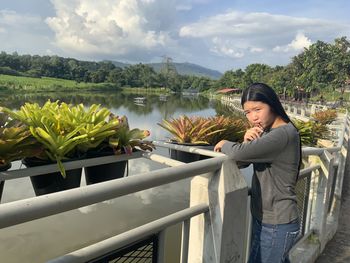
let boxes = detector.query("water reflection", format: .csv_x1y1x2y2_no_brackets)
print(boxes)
0,91,211,117
0,91,250,263
0,91,218,141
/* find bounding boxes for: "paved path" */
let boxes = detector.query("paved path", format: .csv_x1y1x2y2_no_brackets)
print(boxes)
316,151,350,263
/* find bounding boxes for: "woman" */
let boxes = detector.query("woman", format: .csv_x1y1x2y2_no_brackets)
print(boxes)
214,83,301,263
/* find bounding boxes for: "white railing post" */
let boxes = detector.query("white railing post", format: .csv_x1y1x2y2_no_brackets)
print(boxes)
309,150,335,251
157,230,166,263
310,104,316,114
188,159,248,262
333,115,349,207
187,173,211,262
328,114,349,232
181,219,190,263
293,106,298,115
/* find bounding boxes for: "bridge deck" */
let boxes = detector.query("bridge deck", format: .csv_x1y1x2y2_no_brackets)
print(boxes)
316,152,350,263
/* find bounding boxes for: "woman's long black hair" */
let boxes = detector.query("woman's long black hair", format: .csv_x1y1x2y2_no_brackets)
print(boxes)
241,82,302,177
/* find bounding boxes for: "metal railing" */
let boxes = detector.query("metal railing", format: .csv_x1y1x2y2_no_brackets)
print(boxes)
88,235,158,263
290,112,349,262
1,144,248,262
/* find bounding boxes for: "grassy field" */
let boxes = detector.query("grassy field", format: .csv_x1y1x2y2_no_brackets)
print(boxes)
0,74,119,92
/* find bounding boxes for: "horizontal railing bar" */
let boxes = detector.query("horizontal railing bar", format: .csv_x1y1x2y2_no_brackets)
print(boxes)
47,204,209,263
142,152,184,167
299,165,321,180
302,147,341,156
0,156,226,229
153,141,341,158
0,151,143,181
152,141,225,157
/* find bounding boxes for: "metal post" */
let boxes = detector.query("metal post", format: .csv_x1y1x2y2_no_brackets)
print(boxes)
157,230,166,263
180,219,190,263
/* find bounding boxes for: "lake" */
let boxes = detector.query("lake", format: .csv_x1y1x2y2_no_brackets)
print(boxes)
0,91,249,263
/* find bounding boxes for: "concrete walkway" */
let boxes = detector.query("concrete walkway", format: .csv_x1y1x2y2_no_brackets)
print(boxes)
316,151,350,263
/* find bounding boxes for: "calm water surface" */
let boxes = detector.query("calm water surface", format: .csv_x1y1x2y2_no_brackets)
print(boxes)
0,91,249,263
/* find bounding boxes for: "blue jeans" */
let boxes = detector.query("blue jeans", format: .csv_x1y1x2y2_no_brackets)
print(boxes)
248,217,300,263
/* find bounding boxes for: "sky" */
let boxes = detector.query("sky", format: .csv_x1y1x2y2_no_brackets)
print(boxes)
0,0,349,73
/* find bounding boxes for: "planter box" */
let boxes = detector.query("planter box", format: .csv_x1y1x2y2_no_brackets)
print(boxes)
84,150,128,185
0,163,11,203
23,158,82,196
169,143,212,163
84,160,127,185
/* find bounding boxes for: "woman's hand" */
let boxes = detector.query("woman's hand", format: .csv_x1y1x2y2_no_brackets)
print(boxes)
244,126,264,142
214,140,228,152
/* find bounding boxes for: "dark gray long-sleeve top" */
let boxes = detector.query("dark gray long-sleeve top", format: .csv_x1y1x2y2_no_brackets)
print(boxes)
221,122,300,224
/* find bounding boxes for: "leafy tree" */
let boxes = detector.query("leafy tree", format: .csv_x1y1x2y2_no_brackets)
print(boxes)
328,37,350,96
244,63,272,85
292,40,334,92
90,69,108,83
107,67,124,86
217,69,245,89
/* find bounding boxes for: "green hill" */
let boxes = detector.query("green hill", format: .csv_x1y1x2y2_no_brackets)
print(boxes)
149,62,222,79
111,61,222,79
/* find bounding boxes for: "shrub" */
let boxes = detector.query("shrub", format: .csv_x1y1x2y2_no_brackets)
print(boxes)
311,109,337,125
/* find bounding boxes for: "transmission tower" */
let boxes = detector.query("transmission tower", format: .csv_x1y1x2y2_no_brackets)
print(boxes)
159,55,178,90
160,55,178,77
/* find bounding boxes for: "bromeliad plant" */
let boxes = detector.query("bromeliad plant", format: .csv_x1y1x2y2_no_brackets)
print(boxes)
62,103,121,154
158,115,247,145
102,115,154,155
293,109,338,146
0,112,41,167
294,118,331,146
311,109,337,125
3,101,121,177
205,115,249,144
293,119,315,146
158,115,224,145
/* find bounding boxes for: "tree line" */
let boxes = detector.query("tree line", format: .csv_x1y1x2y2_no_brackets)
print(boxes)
0,52,215,92
0,36,349,96
217,37,350,99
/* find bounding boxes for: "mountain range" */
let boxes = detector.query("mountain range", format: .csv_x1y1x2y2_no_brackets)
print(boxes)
111,61,223,79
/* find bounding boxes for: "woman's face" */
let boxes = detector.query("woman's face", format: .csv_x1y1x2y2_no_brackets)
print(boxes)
243,101,276,130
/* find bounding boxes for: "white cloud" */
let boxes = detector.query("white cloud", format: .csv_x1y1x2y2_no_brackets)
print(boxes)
45,49,55,55
210,37,244,58
0,9,42,32
46,0,175,57
0,9,56,55
179,10,350,59
273,32,312,52
179,11,346,38
250,47,264,53
176,4,192,11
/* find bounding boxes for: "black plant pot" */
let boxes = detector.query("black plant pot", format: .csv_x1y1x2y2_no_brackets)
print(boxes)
84,150,128,185
23,158,82,196
0,163,11,203
169,142,209,163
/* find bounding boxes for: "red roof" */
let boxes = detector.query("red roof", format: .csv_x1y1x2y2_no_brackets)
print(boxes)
216,88,241,94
